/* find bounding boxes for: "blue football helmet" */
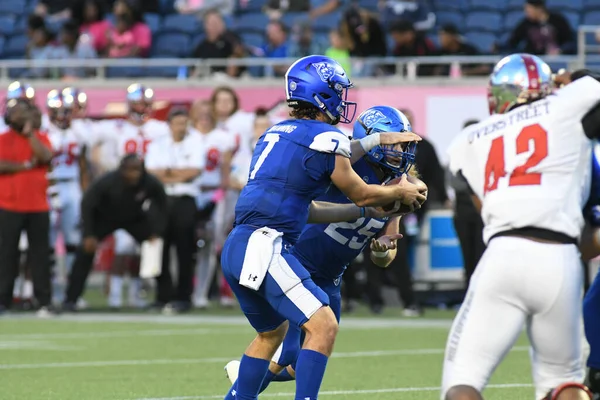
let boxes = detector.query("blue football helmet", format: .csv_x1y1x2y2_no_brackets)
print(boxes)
285,55,356,124
488,53,553,114
353,106,417,176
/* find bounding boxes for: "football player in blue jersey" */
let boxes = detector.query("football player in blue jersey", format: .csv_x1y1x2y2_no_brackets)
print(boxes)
581,142,600,399
220,55,426,400
223,105,421,393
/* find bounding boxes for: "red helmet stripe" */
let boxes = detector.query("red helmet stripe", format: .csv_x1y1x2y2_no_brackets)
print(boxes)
521,54,540,90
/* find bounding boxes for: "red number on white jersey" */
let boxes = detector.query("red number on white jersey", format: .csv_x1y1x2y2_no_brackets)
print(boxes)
205,148,221,171
53,142,79,166
124,138,152,156
484,123,549,194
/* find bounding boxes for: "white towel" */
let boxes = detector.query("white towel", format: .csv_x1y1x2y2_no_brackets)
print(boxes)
140,239,164,279
239,227,284,291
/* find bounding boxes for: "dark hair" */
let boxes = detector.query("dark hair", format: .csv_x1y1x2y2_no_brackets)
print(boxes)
269,20,288,34
203,8,222,22
254,107,269,117
62,20,80,36
463,119,480,128
120,153,144,168
27,15,45,31
210,86,239,116
168,107,189,121
390,19,414,34
440,23,459,35
289,102,320,120
526,0,546,8
72,0,106,25
116,0,144,23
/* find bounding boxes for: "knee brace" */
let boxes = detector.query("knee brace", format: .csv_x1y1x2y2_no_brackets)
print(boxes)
543,383,593,400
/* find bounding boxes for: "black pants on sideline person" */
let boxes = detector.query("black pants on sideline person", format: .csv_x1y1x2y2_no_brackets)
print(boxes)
65,217,155,306
453,207,486,295
0,209,51,308
156,196,197,307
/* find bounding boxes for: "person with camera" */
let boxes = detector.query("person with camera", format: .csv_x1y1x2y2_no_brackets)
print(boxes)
0,99,54,316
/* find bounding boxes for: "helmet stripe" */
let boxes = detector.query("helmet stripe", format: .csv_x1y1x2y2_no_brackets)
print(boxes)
521,54,540,90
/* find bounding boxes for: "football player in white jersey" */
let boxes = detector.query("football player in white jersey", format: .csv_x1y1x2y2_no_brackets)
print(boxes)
189,99,236,308
444,54,600,400
46,89,90,304
101,83,169,309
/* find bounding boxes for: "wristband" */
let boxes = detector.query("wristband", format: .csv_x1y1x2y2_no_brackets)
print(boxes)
360,207,365,218
372,250,389,258
359,132,381,152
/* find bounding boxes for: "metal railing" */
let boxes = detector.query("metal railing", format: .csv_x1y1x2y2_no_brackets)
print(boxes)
577,25,600,66
0,54,585,84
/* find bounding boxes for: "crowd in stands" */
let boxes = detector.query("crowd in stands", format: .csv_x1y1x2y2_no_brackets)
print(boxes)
0,0,593,79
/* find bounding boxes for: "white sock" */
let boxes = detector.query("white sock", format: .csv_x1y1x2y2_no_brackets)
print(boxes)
108,275,123,307
22,280,33,299
13,275,23,298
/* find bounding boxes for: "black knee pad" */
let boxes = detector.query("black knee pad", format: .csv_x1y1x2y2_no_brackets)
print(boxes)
588,368,600,394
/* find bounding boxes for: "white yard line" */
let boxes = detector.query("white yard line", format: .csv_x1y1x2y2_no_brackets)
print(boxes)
132,383,533,400
0,346,529,370
0,328,241,340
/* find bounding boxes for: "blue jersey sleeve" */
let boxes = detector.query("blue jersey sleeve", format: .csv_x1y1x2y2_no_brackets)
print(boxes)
303,151,336,181
585,141,600,227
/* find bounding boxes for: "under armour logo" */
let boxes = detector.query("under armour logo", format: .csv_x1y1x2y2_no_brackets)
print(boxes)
248,274,258,281
262,231,269,236
232,390,236,397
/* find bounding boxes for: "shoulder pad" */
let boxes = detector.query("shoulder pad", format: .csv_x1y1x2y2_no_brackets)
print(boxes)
309,130,351,158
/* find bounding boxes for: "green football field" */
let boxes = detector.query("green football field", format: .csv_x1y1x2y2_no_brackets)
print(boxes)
0,308,535,400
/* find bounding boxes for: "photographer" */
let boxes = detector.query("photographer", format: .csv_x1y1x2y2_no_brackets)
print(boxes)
63,154,167,310
0,99,54,315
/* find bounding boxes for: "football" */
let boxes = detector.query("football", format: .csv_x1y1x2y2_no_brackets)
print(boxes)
381,175,428,213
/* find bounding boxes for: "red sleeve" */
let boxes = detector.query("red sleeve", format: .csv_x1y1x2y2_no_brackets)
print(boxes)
37,131,52,149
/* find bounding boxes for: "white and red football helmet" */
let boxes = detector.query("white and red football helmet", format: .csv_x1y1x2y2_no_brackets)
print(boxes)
62,87,87,118
126,83,154,124
47,89,75,130
488,53,553,115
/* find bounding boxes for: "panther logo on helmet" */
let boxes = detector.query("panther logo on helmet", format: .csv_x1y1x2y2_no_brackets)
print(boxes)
360,109,387,129
313,62,337,83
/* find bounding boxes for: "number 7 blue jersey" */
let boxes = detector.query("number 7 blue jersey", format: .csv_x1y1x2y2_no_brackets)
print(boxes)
234,119,351,243
291,158,390,280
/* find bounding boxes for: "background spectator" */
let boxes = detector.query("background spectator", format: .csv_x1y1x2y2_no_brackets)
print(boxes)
175,0,234,17
51,20,98,78
192,10,245,77
309,0,342,19
288,21,328,58
325,29,351,78
379,0,436,31
340,6,387,76
106,0,152,58
27,25,55,79
389,20,436,76
501,0,575,55
34,0,74,24
72,0,111,54
259,20,290,77
435,24,490,77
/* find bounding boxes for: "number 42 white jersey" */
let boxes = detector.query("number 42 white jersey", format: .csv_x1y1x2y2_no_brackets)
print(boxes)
448,76,600,243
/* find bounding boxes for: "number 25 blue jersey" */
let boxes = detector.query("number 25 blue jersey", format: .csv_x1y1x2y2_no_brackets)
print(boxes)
234,119,351,243
291,158,390,280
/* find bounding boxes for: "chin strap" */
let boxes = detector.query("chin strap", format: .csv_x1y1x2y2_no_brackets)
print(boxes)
544,383,593,400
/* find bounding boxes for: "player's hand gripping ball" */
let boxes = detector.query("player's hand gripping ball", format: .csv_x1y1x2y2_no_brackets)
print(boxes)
382,174,428,213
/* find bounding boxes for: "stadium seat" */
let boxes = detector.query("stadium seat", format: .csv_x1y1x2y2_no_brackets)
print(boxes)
0,16,16,36
233,12,270,33
144,65,180,78
358,0,378,11
546,0,583,11
14,16,27,34
561,11,580,29
106,66,145,78
241,32,264,49
0,0,28,16
469,0,504,11
313,11,342,32
465,11,503,33
151,32,192,57
506,0,525,10
105,13,116,26
435,11,464,28
0,35,6,57
465,31,496,53
236,0,269,13
144,13,162,34
158,0,175,14
583,11,600,25
4,34,28,58
433,0,467,12
504,10,523,30
162,14,199,34
191,33,205,51
280,12,308,29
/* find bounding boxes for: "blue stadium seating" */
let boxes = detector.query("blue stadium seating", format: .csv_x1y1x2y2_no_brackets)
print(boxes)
4,34,28,58
234,12,270,33
144,65,180,78
469,0,504,12
584,0,600,9
191,33,205,51
433,0,467,12
14,16,27,34
280,12,308,29
506,0,525,10
0,36,6,57
547,0,583,12
562,11,581,29
435,11,464,28
504,10,523,30
583,11,600,25
465,11,503,32
152,32,192,57
0,0,28,16
241,32,264,48
144,13,162,34
106,66,145,78
358,0,378,11
0,16,16,36
162,14,199,34
312,11,342,32
465,31,496,53
237,0,269,13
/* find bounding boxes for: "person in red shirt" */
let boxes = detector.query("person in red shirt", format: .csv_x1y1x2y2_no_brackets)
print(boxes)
0,99,54,315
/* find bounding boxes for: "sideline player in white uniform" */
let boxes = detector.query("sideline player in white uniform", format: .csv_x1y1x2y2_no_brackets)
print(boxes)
189,99,236,308
45,89,90,304
444,54,600,400
96,83,169,309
